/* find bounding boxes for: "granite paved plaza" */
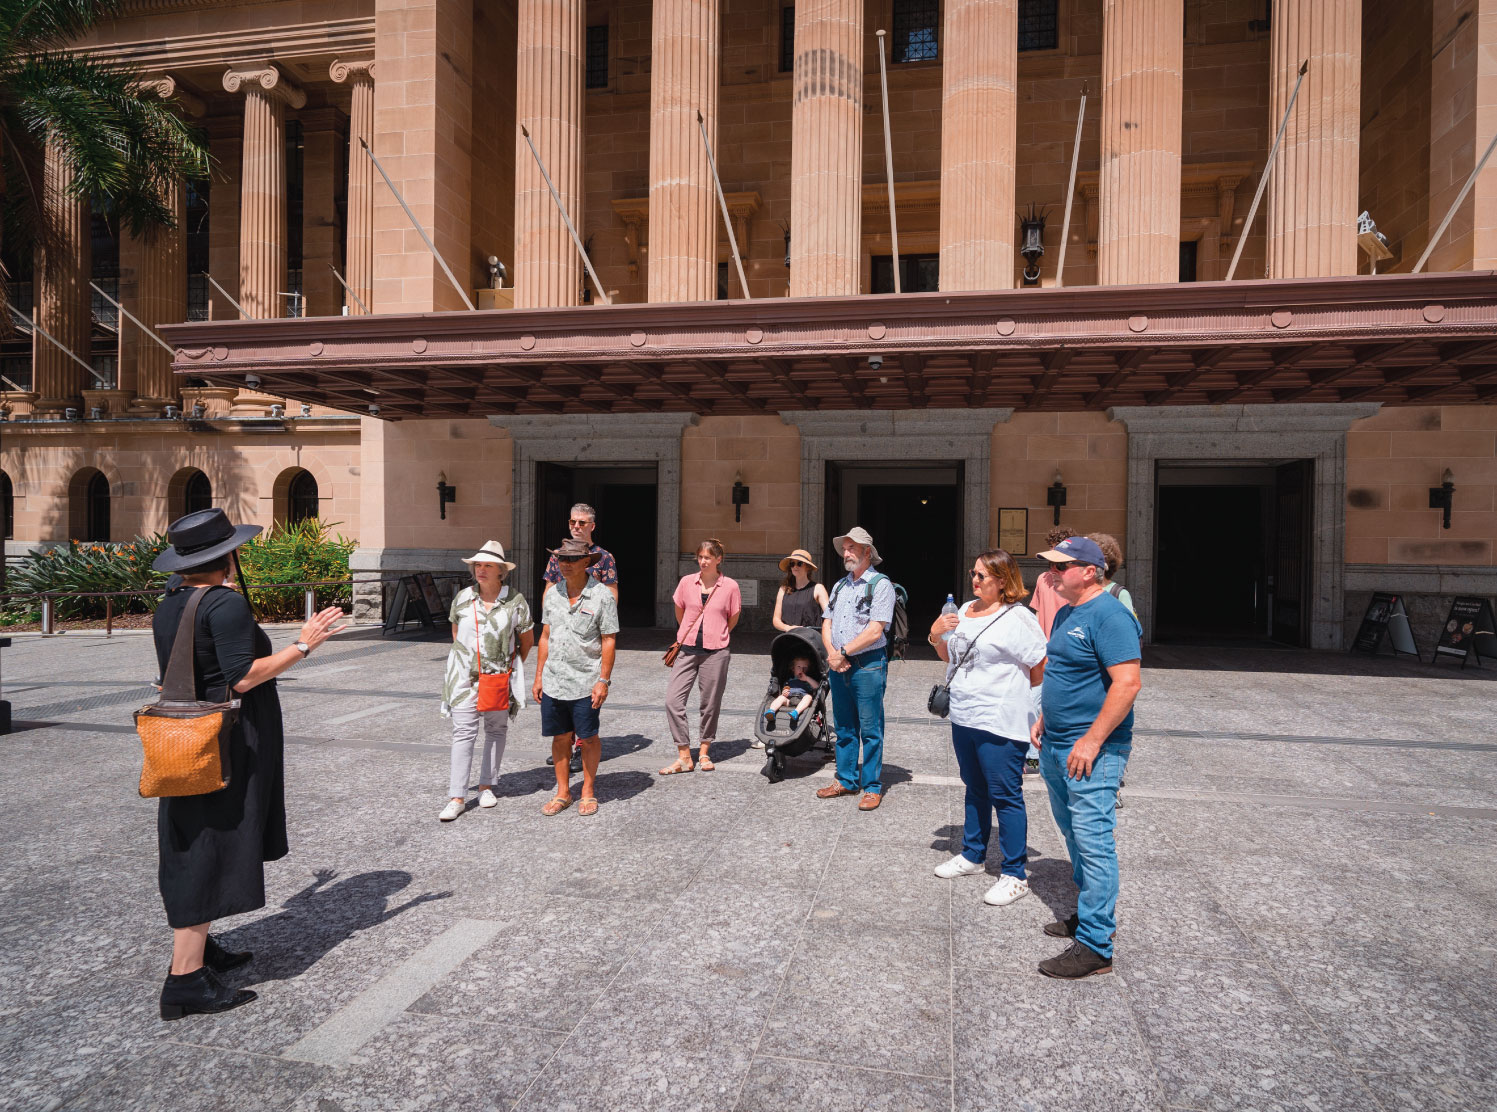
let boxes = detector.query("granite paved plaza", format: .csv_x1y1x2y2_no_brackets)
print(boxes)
2,627,1496,1112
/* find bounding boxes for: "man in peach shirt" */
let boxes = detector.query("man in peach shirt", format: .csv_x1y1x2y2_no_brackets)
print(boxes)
1024,527,1076,769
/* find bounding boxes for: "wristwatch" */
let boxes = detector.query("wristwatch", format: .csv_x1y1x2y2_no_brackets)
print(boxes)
600,677,612,687
293,641,311,657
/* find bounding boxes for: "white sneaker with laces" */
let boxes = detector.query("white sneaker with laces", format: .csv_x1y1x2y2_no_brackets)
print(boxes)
934,854,986,879
983,875,1030,906
478,789,498,809
438,799,463,822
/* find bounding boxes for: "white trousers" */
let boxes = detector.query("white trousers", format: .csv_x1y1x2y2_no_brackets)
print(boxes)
449,704,510,798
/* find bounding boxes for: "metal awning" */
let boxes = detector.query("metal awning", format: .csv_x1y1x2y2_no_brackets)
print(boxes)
160,272,1497,419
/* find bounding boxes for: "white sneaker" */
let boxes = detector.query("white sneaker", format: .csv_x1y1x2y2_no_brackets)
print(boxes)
478,789,498,809
983,875,1030,906
749,738,765,749
934,854,986,879
438,799,463,822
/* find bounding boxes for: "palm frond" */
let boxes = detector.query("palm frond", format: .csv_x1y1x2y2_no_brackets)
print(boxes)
8,52,209,236
0,0,122,55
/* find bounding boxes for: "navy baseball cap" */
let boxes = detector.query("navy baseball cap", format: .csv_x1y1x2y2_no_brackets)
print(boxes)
1036,536,1106,569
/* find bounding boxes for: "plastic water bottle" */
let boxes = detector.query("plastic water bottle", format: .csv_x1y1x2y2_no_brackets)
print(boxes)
939,594,959,642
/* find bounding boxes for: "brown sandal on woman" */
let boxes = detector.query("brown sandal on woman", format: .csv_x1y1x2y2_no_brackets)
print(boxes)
659,758,695,775
577,797,599,816
542,795,573,816
697,753,716,771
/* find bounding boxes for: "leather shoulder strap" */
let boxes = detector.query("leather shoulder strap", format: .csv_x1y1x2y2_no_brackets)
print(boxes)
161,587,211,703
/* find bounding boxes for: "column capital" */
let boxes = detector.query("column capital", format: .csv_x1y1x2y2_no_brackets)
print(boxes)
329,58,376,85
222,64,307,109
134,74,206,117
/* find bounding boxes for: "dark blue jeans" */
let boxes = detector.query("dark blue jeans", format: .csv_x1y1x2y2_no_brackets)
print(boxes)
950,723,1029,878
828,650,886,793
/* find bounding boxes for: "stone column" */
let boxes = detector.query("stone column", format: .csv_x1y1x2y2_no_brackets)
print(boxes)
647,0,720,303
223,65,306,319
939,0,1018,290
514,0,585,308
1097,0,1183,286
132,179,187,407
1427,0,1497,272
789,0,863,297
300,106,345,318
1266,0,1361,278
331,59,375,312
32,140,92,417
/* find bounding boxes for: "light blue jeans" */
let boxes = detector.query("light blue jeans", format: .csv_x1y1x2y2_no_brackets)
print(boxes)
1039,739,1130,959
828,650,887,794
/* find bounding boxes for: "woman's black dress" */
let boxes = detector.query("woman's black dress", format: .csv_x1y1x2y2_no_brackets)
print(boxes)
151,584,287,928
780,582,823,629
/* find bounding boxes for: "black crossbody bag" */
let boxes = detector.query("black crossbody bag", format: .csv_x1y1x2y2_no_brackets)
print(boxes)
927,605,1016,719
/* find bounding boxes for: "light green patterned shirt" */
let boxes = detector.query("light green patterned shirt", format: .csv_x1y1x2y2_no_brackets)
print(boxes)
441,585,534,717
540,578,620,701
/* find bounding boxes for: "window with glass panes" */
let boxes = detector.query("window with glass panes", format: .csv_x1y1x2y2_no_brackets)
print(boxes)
871,253,940,293
586,25,609,88
287,469,319,523
892,0,938,62
1018,0,1059,51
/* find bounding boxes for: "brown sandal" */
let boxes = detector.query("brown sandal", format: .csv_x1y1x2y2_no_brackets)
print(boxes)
542,796,573,816
577,797,599,816
659,758,695,775
697,753,715,771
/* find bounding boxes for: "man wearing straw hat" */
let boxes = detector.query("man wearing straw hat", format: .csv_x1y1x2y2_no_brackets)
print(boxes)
818,526,896,811
533,537,619,817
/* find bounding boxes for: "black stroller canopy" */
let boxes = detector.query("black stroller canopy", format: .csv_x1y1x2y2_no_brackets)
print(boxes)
770,626,827,683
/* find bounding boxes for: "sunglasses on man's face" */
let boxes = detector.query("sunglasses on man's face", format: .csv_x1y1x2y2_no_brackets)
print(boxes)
569,519,594,528
1050,562,1081,573
558,554,587,563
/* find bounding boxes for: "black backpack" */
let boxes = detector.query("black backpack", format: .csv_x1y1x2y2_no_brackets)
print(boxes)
829,571,910,662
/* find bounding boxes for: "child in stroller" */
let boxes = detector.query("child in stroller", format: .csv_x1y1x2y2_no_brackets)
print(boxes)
755,627,834,782
762,655,816,733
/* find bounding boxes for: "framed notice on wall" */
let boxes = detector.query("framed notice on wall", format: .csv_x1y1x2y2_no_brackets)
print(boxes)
998,508,1028,555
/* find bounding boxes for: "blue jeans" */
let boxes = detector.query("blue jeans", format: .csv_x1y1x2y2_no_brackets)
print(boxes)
1039,740,1130,959
950,724,1028,878
828,650,886,793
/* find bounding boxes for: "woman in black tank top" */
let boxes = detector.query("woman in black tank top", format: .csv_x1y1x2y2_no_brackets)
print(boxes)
774,548,830,631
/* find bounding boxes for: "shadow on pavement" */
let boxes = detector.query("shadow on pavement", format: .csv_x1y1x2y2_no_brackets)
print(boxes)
225,868,451,985
1143,643,1497,680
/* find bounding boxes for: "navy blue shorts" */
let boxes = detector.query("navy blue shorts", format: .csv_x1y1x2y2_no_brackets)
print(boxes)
540,693,600,740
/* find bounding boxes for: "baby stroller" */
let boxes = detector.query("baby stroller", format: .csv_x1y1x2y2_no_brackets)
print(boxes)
755,626,834,782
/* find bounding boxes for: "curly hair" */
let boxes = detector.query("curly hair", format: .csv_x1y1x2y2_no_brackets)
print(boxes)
1086,532,1124,580
1045,525,1077,549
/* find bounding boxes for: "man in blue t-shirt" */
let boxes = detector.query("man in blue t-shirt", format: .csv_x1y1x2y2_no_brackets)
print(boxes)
1028,535,1142,980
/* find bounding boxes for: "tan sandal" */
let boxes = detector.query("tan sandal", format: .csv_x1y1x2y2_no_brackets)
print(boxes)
542,796,573,816
659,758,695,775
697,753,716,771
577,797,599,817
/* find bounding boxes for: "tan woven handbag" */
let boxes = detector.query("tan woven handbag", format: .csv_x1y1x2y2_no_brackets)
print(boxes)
136,586,241,798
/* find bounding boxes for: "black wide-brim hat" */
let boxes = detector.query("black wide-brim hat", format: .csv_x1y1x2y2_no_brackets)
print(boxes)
153,508,263,572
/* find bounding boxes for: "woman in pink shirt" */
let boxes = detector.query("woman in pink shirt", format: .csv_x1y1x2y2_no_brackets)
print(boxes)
661,538,742,774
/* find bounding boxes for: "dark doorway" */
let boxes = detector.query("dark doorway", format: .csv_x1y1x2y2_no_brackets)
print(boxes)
1153,461,1313,645
84,471,111,542
825,462,963,657
535,463,658,628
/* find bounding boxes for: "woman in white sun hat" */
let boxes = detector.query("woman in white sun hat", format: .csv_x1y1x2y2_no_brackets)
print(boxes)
438,541,534,821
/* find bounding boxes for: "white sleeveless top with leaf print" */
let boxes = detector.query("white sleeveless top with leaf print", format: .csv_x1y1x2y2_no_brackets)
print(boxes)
441,585,534,717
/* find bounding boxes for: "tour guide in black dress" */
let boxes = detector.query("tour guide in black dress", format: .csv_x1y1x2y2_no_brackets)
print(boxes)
151,509,345,1020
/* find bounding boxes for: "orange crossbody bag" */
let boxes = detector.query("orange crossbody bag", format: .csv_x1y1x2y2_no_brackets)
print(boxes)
472,599,511,712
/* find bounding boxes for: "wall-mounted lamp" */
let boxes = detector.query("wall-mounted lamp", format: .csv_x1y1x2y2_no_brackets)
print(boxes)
1357,210,1394,274
437,471,457,520
731,474,751,523
1019,203,1048,287
1429,468,1455,529
270,403,285,419
487,255,507,289
1046,469,1067,525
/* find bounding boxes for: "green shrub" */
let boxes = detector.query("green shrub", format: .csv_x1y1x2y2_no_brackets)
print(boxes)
1,520,357,623
237,519,358,621
2,537,171,619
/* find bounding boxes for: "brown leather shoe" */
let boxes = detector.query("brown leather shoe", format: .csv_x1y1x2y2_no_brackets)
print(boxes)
815,783,857,799
858,792,883,810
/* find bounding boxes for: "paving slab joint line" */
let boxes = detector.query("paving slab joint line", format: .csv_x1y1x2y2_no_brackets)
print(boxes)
281,918,504,1065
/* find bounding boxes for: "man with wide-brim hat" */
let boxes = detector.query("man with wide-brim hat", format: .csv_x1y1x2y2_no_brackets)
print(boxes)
1028,534,1142,981
153,508,263,573
818,525,896,811
531,536,618,817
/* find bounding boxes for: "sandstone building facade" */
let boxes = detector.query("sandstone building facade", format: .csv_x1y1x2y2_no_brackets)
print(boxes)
3,0,1495,648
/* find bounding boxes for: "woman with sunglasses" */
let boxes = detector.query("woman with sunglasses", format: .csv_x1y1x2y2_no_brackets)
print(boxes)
772,548,829,632
927,549,1047,908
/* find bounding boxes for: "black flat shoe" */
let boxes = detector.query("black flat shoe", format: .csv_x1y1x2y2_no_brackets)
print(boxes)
204,935,252,973
160,966,256,1021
